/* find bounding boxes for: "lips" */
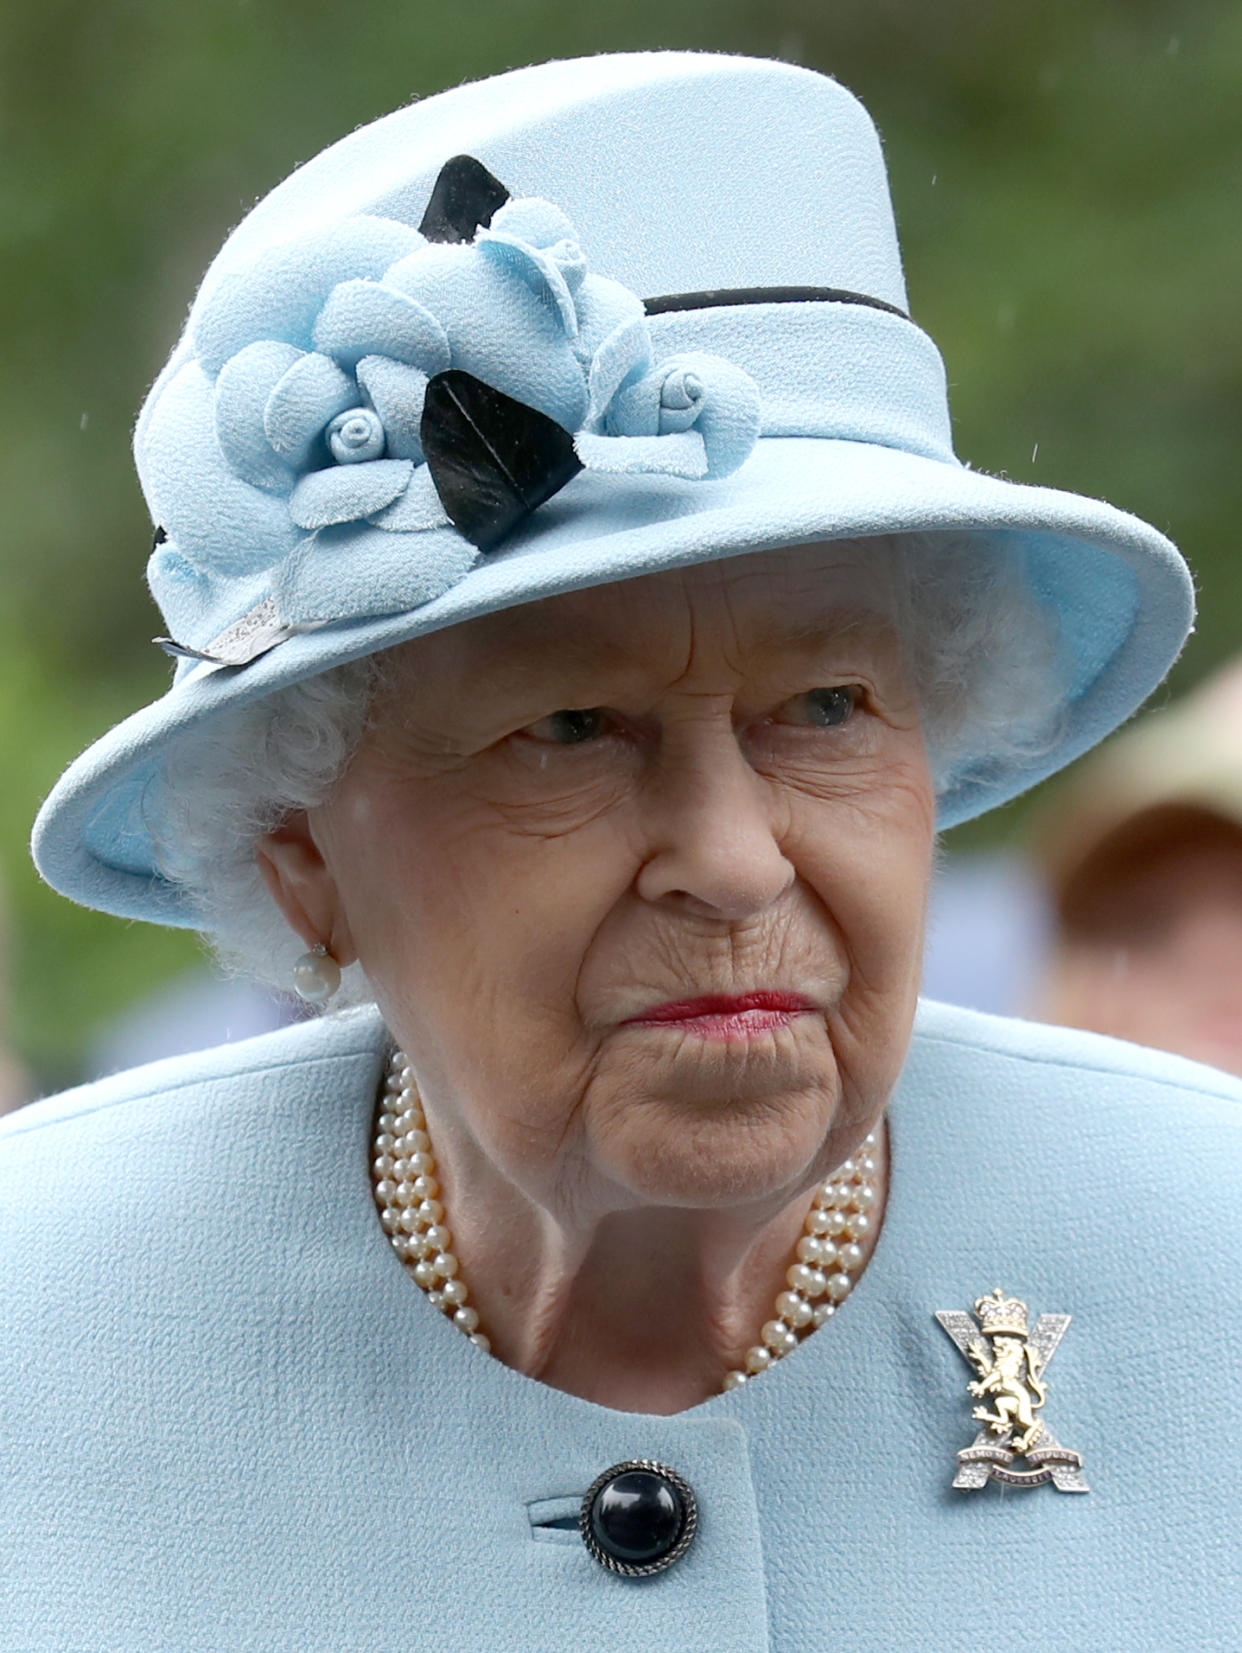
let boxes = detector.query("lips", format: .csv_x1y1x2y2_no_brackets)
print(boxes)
628,992,816,1022
622,991,819,1041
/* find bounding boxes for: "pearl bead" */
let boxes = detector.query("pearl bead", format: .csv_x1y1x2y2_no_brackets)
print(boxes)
761,1320,798,1356
403,1150,435,1176
424,1223,452,1252
722,1370,748,1390
395,1181,418,1204
427,1289,446,1310
744,1345,773,1374
838,1242,864,1272
775,1290,813,1329
380,1207,400,1234
412,1259,438,1288
375,1133,396,1154
411,1174,439,1201
396,1208,420,1234
824,1208,851,1235
431,1251,458,1279
453,1306,480,1334
400,1129,431,1154
441,1277,469,1307
469,1334,491,1352
377,1112,397,1133
789,1264,828,1298
858,1154,877,1175
825,1271,853,1301
416,1199,444,1225
292,948,341,1002
796,1235,837,1268
805,1208,835,1237
853,1183,877,1210
372,1154,395,1178
811,1302,836,1328
845,1212,871,1240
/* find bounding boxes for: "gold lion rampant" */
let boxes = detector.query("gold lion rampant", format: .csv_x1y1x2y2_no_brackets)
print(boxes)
965,1289,1047,1454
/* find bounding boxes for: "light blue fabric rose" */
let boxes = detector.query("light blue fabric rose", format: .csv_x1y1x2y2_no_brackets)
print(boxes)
161,193,762,639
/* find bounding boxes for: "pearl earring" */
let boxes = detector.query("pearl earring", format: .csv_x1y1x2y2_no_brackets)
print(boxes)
291,941,341,1003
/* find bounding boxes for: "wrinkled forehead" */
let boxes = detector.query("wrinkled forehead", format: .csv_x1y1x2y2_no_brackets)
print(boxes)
382,541,907,690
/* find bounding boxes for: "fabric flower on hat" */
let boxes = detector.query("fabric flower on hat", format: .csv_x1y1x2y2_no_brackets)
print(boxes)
208,281,452,537
580,352,763,480
143,169,762,660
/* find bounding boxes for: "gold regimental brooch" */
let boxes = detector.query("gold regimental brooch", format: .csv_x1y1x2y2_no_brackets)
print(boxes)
935,1288,1088,1492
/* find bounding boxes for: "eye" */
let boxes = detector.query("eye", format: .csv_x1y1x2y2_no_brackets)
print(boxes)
522,708,609,745
775,686,859,728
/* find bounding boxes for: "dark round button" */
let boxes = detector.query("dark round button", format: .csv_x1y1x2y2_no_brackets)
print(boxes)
579,1459,698,1576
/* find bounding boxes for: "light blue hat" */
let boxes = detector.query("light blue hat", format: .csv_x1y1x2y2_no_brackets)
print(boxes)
32,50,1193,928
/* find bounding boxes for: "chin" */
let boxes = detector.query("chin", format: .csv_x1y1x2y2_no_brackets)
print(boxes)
591,1082,839,1210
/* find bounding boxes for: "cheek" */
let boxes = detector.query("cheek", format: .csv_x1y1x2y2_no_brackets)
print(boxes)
324,777,636,1033
788,757,934,974
786,756,933,1104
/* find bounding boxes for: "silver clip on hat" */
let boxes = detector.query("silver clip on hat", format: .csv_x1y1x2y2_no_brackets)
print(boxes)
32,51,1192,927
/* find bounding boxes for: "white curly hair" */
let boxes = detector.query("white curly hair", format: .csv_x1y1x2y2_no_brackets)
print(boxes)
155,531,1066,997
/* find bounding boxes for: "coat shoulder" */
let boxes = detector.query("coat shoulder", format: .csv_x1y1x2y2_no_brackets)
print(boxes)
906,999,1242,1224
912,997,1242,1113
0,1005,389,1224
1,1005,386,1142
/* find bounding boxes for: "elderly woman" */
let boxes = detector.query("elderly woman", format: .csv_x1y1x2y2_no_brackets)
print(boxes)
3,51,1240,1652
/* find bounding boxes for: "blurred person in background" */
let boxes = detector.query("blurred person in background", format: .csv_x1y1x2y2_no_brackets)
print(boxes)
1034,659,1242,1075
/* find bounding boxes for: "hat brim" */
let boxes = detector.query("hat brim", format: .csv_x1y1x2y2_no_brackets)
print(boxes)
32,434,1193,927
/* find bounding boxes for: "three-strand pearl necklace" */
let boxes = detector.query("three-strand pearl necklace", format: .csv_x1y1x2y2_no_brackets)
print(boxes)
371,1049,879,1393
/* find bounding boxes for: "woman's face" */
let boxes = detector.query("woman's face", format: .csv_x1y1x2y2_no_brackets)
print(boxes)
277,544,934,1222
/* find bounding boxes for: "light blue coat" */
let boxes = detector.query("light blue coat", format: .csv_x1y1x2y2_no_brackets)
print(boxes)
2,1000,1239,1651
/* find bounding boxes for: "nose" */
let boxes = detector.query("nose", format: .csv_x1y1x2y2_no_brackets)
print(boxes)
634,716,795,920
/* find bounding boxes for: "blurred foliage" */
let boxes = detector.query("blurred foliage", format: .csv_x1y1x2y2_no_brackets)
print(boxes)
2,0,1239,1086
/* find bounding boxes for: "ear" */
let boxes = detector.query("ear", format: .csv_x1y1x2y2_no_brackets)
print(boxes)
255,811,359,968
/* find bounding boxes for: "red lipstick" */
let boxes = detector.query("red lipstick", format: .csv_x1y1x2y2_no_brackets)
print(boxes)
624,991,817,1042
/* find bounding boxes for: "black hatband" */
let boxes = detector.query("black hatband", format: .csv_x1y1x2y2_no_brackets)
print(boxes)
643,284,908,320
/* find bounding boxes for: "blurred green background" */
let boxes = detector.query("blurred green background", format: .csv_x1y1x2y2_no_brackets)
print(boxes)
3,0,1240,1091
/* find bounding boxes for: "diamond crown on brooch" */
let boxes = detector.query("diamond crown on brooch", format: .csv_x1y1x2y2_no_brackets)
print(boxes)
974,1287,1030,1339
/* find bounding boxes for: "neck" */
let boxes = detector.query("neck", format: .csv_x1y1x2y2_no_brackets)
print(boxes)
430,1120,888,1414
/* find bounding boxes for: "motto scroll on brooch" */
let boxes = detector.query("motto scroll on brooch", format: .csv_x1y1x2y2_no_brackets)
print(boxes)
935,1288,1088,1492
